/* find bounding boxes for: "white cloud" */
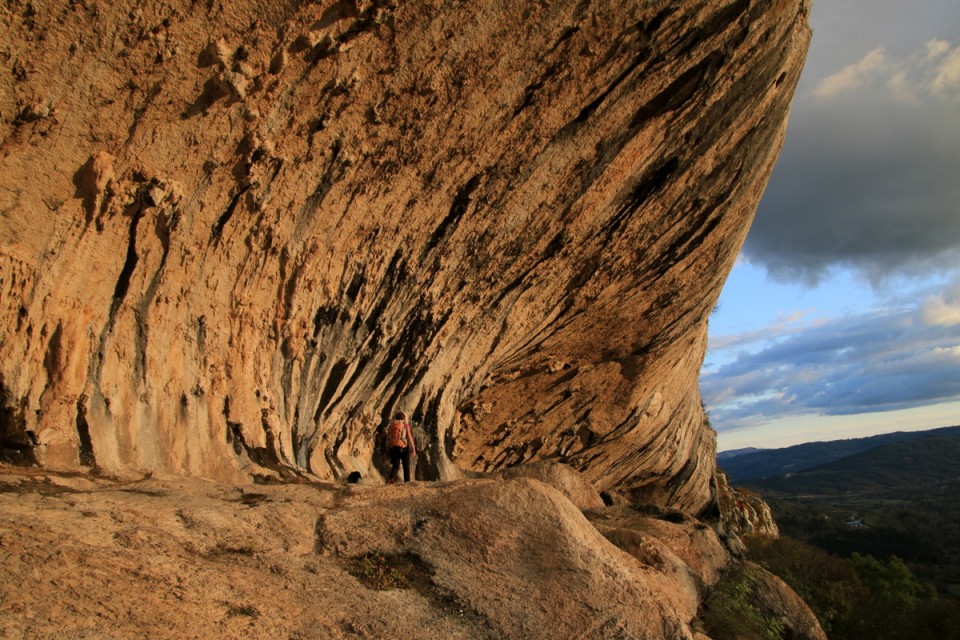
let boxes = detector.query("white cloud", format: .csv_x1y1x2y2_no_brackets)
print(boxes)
921,276,960,326
707,309,813,352
886,70,919,104
716,401,960,451
702,289,960,433
812,39,960,103
922,298,960,326
926,39,952,60
928,42,960,98
813,47,887,98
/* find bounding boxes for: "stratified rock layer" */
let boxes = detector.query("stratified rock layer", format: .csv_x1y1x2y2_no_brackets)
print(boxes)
0,0,810,511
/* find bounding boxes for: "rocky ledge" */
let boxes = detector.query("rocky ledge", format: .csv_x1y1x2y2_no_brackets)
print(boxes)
0,462,825,640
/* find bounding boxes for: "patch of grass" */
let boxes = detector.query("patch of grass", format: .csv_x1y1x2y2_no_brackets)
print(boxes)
234,492,270,506
350,551,409,590
225,603,260,618
209,541,258,556
347,551,431,591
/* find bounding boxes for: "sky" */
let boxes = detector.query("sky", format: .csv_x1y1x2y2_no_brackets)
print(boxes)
701,0,960,452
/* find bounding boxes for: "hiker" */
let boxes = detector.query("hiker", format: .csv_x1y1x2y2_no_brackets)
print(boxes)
385,411,416,483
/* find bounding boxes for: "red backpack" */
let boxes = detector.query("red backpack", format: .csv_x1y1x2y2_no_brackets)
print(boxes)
387,420,409,448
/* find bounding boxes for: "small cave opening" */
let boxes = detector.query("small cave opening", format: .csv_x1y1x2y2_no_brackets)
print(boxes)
0,382,37,466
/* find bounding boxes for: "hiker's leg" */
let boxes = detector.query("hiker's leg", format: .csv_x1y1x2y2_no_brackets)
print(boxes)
401,449,411,482
389,447,401,482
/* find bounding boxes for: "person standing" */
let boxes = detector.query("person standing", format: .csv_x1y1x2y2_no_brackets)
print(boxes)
385,411,415,483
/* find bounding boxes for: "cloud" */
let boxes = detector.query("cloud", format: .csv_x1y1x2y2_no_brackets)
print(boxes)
702,297,960,432
707,309,814,351
921,275,960,326
742,37,960,285
813,48,888,99
812,40,960,104
928,40,960,98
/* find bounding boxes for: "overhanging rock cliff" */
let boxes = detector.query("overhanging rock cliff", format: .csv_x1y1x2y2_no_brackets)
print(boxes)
0,0,810,512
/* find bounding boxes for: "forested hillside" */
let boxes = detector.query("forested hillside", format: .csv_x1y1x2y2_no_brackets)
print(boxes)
740,428,960,597
719,425,960,482
733,428,960,639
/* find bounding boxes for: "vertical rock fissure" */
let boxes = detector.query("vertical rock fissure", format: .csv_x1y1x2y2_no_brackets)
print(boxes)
75,394,96,468
313,358,351,421
87,197,149,409
109,202,147,323
210,185,249,242
424,173,483,254
132,209,174,387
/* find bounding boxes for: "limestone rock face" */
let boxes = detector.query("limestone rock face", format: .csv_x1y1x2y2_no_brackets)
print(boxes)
0,0,810,510
713,471,780,549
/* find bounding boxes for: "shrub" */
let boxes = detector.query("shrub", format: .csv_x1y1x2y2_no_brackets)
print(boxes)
700,562,786,640
744,534,960,640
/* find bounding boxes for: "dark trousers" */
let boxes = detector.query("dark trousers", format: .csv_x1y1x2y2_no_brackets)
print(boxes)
389,446,411,482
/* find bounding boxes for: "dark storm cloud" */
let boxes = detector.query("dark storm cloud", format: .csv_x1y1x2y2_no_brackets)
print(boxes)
701,303,960,431
701,2,960,440
739,1,960,285
744,91,960,284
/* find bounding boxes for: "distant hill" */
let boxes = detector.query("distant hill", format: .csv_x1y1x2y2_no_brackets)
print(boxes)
718,425,960,483
744,429,960,495
735,426,960,596
716,447,763,460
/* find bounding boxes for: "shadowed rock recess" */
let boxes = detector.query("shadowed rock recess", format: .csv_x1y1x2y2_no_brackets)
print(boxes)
0,0,810,511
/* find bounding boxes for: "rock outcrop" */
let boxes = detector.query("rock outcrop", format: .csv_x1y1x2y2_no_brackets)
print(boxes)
0,463,739,639
712,471,780,553
2,461,829,640
746,562,828,640
0,0,810,511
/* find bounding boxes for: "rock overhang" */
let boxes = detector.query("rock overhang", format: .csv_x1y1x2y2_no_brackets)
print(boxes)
0,0,811,513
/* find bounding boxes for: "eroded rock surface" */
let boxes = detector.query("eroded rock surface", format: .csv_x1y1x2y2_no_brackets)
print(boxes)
0,0,810,510
500,458,605,510
0,463,732,639
713,470,780,553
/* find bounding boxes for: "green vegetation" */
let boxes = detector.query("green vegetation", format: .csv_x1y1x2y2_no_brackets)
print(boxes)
720,426,960,483
209,541,258,556
225,603,260,618
744,431,960,495
348,551,418,591
745,535,960,640
723,428,960,637
700,563,786,640
743,433,960,594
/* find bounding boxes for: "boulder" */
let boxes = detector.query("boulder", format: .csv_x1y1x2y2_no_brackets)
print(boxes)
500,459,605,510
0,465,738,639
748,562,829,640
